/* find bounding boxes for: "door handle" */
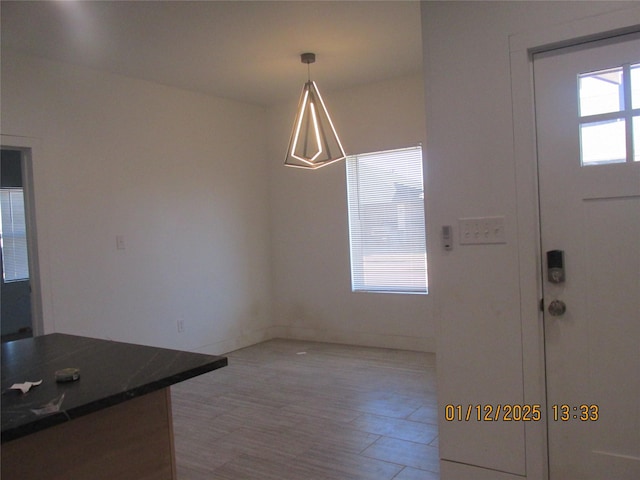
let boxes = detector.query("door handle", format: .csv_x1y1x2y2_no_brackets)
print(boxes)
548,299,567,316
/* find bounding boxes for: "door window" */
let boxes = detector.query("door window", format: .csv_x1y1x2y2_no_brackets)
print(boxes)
578,63,640,165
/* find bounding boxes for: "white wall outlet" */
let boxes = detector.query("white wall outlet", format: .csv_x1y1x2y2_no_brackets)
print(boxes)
116,235,125,250
177,319,185,333
459,216,506,245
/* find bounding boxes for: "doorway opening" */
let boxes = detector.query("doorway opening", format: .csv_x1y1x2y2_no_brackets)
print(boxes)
1,147,35,342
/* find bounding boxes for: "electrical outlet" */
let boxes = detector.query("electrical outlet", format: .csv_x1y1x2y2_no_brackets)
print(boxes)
177,319,185,333
459,216,506,245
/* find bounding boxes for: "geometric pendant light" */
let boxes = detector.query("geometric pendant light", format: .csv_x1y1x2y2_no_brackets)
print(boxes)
284,53,347,169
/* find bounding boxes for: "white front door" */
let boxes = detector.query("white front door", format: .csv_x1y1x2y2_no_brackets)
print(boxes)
534,33,640,479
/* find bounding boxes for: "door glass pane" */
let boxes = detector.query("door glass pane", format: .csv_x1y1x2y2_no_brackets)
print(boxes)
632,64,640,109
580,118,626,165
578,67,623,116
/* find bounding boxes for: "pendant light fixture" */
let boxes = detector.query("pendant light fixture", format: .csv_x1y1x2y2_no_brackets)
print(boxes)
284,52,346,169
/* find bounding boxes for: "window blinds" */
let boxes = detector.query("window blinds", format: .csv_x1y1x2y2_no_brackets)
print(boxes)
346,146,428,293
0,188,30,282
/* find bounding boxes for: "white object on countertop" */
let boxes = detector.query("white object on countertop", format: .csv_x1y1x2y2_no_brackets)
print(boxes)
10,380,43,394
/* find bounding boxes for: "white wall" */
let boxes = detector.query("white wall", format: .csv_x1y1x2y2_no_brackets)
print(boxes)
1,52,271,354
421,1,639,478
268,74,434,352
2,51,433,355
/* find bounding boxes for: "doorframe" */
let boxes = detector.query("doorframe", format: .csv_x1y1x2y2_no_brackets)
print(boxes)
509,7,640,480
1,135,48,337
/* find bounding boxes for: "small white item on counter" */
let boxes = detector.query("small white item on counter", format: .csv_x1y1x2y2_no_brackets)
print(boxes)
10,380,43,394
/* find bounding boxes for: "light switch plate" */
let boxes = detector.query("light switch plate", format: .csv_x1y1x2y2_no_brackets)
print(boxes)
458,216,506,245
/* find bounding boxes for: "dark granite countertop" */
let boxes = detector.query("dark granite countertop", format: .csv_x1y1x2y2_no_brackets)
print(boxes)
1,333,227,443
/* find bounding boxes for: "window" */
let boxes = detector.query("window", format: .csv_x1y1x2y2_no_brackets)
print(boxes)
346,146,427,294
0,188,30,282
578,63,640,165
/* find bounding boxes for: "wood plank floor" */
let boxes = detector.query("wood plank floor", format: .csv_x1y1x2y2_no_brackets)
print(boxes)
171,339,439,480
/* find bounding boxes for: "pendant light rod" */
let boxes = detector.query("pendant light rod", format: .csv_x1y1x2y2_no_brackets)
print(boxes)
301,53,315,81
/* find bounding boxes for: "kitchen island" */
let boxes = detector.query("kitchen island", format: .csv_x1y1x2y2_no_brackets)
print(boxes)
1,333,227,480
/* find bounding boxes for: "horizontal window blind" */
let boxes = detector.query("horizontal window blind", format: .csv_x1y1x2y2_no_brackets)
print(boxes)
1,188,30,282
346,146,428,294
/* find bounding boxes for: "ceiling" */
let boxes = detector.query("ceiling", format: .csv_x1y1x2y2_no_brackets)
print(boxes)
1,1,423,107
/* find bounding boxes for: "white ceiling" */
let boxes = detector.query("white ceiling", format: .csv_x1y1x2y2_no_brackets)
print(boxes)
1,1,423,106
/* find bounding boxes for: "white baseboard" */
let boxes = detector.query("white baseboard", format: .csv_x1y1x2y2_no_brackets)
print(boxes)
269,325,435,352
440,460,526,480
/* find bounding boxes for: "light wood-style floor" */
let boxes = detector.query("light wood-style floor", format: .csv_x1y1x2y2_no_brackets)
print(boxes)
171,339,439,480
